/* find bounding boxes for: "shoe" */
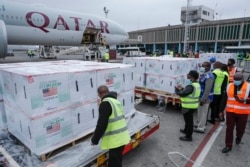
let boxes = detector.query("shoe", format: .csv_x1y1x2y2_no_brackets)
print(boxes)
179,136,192,142
215,118,225,122
193,128,205,133
180,129,186,134
222,147,232,153
207,120,215,124
235,138,241,145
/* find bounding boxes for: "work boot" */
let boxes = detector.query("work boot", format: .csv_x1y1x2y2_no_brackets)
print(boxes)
235,138,241,145
222,147,232,153
179,136,192,142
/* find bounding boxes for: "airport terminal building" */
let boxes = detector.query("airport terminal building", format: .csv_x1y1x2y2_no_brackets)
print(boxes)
119,17,250,54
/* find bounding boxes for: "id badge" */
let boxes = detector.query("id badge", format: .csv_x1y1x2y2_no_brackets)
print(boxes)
237,91,242,94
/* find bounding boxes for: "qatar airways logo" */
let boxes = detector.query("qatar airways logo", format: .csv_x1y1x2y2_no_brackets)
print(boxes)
26,12,110,33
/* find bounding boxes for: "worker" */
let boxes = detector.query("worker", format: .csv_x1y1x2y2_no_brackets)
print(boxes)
245,52,250,61
221,72,250,153
194,51,199,58
237,52,244,61
104,51,110,62
194,62,214,133
91,85,131,167
218,63,229,122
227,58,237,83
208,61,228,124
169,50,174,57
175,70,201,141
28,50,32,58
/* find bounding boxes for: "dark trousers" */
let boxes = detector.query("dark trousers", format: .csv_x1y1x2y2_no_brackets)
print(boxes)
210,94,222,121
183,109,195,138
108,145,125,167
225,112,248,148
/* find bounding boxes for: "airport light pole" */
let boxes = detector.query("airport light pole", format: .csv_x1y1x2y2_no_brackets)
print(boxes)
183,0,191,54
103,7,109,18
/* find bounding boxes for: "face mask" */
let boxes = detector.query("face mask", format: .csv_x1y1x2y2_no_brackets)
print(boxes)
234,80,242,86
186,79,192,85
199,67,206,74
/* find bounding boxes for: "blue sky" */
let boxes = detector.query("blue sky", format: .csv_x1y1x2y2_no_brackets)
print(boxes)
7,0,250,32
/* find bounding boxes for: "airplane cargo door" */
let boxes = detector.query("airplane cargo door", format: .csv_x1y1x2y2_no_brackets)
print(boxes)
82,27,101,45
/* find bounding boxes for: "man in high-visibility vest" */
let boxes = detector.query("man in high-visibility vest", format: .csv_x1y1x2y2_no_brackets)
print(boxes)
245,52,250,61
28,50,32,58
227,58,237,83
237,52,244,61
169,50,174,57
104,51,110,62
91,85,131,167
221,73,250,153
175,70,201,141
208,61,228,124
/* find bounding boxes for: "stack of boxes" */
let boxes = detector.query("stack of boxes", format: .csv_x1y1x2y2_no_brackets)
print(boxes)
123,57,198,93
0,61,135,156
198,53,237,64
123,57,146,87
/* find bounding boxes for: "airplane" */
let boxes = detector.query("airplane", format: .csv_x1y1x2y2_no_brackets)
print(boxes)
0,0,129,58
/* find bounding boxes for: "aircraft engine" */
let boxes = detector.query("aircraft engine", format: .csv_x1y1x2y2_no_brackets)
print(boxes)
0,20,7,58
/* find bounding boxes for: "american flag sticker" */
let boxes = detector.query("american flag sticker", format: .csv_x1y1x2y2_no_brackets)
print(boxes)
43,87,58,97
106,78,114,85
46,123,61,134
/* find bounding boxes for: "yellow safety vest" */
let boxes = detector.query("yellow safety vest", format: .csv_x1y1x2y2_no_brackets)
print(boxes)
180,82,201,109
245,54,250,61
213,69,225,95
104,53,110,60
170,51,174,56
101,97,131,150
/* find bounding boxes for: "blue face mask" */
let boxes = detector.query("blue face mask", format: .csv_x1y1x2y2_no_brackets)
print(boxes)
186,79,192,85
234,80,242,86
199,67,206,74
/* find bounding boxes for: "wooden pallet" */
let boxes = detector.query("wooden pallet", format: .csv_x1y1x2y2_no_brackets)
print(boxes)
39,133,93,161
8,131,93,162
135,86,181,105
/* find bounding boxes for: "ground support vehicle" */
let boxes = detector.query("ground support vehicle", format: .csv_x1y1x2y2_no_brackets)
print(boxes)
0,111,159,167
39,46,57,59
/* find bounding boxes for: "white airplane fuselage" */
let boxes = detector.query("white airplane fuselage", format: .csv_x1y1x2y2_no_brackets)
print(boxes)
0,1,128,57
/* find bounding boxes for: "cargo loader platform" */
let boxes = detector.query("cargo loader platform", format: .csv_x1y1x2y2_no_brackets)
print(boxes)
0,111,160,167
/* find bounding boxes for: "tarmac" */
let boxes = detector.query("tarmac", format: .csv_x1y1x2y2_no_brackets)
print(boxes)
1,52,250,167
123,101,250,167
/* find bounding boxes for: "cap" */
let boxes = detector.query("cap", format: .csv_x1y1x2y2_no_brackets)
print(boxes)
209,57,216,63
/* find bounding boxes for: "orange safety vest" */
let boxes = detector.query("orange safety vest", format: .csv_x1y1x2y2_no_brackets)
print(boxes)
226,82,250,114
228,66,237,83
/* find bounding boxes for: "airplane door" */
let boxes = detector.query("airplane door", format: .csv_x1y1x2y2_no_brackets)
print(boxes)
81,27,102,45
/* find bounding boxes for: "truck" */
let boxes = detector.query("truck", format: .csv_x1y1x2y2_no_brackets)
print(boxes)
39,46,57,59
0,111,160,167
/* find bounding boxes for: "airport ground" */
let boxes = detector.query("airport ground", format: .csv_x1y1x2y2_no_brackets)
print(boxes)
1,52,250,167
